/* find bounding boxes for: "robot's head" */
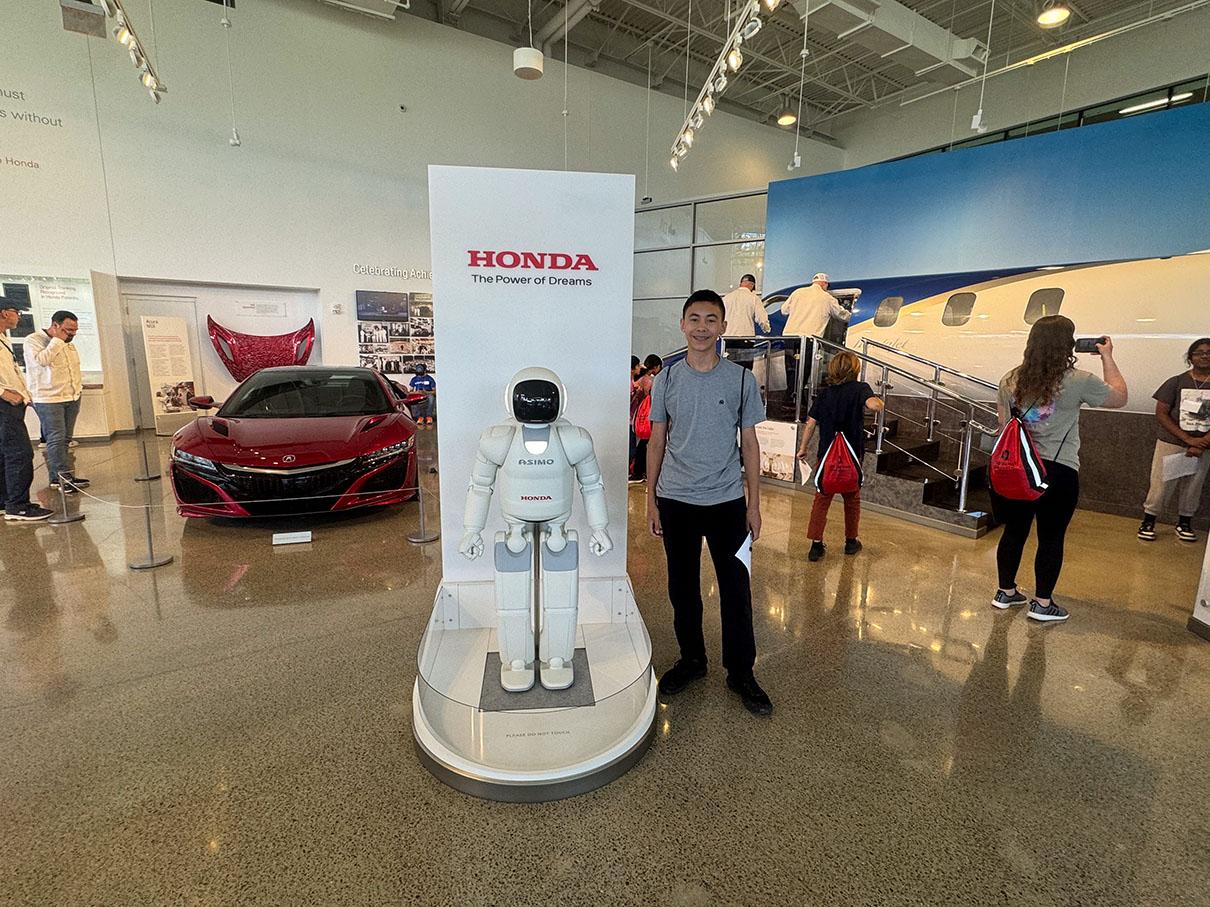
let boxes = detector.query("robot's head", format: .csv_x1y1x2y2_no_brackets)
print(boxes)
506,367,565,424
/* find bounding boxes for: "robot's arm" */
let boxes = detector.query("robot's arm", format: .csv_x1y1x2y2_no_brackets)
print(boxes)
460,425,514,559
559,425,612,556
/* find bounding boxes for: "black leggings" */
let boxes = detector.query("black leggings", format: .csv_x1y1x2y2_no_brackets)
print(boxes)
992,460,1079,600
656,495,756,677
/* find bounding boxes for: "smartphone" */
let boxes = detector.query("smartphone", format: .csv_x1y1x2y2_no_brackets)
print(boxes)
1074,336,1106,354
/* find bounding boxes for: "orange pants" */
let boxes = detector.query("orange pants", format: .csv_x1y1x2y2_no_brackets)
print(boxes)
808,490,861,541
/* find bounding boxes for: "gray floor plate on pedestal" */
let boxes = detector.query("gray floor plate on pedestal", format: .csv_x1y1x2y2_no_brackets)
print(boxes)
478,647,595,711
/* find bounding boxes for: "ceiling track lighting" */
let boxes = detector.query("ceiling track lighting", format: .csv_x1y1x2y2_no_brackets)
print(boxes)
99,0,166,104
669,0,773,169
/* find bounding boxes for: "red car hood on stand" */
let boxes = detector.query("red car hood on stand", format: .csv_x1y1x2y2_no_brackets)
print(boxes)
177,415,411,469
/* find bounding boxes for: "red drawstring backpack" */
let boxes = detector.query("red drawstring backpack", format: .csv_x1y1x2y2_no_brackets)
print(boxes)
633,395,653,441
813,433,864,495
988,407,1049,501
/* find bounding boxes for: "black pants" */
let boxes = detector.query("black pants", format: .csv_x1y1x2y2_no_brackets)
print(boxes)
992,460,1079,599
0,401,34,513
657,495,756,677
632,438,649,479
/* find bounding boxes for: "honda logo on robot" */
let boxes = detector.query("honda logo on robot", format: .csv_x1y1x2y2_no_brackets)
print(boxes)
520,495,553,501
467,250,598,288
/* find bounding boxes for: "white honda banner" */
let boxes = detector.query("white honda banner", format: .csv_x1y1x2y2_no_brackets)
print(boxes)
429,166,635,582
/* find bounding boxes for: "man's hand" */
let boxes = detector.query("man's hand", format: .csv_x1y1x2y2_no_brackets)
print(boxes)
647,499,662,538
1,389,24,406
588,528,613,556
1187,446,1203,458
1188,435,1210,450
458,530,484,560
747,502,762,543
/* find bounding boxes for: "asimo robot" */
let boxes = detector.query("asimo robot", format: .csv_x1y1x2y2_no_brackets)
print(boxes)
458,367,612,693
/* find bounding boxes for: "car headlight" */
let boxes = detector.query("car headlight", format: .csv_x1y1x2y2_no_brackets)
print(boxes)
172,448,217,471
364,438,413,464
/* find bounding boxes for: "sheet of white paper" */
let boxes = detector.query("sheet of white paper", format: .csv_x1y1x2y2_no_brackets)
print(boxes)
735,532,753,573
1162,451,1202,482
799,461,813,486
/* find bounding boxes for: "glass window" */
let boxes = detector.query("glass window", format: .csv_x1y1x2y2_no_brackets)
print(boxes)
692,241,765,295
632,298,690,357
1025,288,1064,324
694,194,766,244
635,205,692,251
873,296,904,327
634,248,691,300
942,292,977,326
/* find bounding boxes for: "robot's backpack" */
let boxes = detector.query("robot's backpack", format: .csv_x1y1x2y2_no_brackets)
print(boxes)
988,414,1048,501
813,433,863,496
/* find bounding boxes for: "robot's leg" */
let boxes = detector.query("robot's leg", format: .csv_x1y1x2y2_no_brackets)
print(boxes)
494,528,535,693
539,528,578,691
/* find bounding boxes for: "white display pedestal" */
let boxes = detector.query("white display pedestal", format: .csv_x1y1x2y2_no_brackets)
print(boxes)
1189,538,1210,642
412,576,656,801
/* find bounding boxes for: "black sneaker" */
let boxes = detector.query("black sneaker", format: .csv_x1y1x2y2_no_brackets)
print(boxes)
1176,519,1197,543
1137,516,1156,541
992,588,1028,609
657,658,707,696
5,505,53,522
808,541,826,562
1027,599,1069,623
50,479,79,495
844,538,862,555
727,674,773,715
57,472,90,488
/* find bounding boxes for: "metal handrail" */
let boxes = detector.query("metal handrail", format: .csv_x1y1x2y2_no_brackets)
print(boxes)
860,337,998,392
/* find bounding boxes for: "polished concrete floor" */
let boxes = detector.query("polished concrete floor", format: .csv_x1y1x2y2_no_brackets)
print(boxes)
2,434,1209,905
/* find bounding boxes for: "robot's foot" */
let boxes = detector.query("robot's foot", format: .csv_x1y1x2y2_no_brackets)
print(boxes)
500,660,536,693
539,657,574,691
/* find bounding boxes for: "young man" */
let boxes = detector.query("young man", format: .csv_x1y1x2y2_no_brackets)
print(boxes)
0,298,53,522
24,310,88,492
646,290,772,715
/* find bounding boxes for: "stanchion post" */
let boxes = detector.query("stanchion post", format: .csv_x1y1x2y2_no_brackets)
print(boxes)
407,481,440,545
47,479,85,525
129,475,173,570
134,429,161,482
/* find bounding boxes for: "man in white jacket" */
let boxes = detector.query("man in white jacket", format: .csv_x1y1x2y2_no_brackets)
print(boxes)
24,310,89,491
721,274,771,337
780,272,851,339
1,297,52,521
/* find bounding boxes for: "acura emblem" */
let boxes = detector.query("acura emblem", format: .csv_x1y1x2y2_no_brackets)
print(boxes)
282,455,296,463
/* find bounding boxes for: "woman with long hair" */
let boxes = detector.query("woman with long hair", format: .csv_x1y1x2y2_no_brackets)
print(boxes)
992,315,1128,622
796,350,884,561
1137,337,1210,543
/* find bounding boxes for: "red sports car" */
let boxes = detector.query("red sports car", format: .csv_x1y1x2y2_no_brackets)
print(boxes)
170,366,419,518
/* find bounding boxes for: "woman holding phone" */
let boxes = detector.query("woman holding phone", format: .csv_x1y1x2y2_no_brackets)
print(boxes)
991,316,1128,622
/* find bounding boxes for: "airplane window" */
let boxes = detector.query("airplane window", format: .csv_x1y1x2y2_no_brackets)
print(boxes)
873,296,904,327
1025,288,1065,324
943,292,977,326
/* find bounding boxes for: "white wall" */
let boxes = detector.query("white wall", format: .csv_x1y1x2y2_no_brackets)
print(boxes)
1,0,842,430
831,6,1210,167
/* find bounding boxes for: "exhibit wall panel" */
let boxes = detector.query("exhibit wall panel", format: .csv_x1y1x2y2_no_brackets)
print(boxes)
430,166,634,583
1,0,839,431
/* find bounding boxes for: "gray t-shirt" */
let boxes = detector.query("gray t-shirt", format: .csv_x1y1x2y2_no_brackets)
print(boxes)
998,368,1110,472
650,357,766,505
1153,372,1210,445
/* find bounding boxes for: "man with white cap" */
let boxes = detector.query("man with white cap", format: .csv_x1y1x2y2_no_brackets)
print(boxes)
0,296,53,521
780,272,851,340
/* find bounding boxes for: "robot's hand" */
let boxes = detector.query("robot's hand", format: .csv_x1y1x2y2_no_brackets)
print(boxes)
458,530,484,560
588,529,613,556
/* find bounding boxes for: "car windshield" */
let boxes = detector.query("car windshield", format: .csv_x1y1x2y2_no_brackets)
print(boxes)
219,371,391,418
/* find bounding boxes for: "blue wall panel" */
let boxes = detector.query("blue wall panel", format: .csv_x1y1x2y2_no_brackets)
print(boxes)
764,103,1210,290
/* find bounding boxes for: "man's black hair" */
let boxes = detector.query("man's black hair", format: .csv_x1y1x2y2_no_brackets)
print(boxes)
643,354,663,370
682,289,725,318
51,310,78,325
741,274,756,284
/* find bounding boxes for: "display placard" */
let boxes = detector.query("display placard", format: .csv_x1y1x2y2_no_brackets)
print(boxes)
755,419,799,482
140,315,197,436
428,166,635,583
0,273,101,379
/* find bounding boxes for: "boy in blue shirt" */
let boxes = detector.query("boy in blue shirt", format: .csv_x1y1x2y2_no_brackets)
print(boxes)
408,362,436,425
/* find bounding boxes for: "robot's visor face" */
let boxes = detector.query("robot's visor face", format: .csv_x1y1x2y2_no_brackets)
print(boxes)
512,380,560,423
